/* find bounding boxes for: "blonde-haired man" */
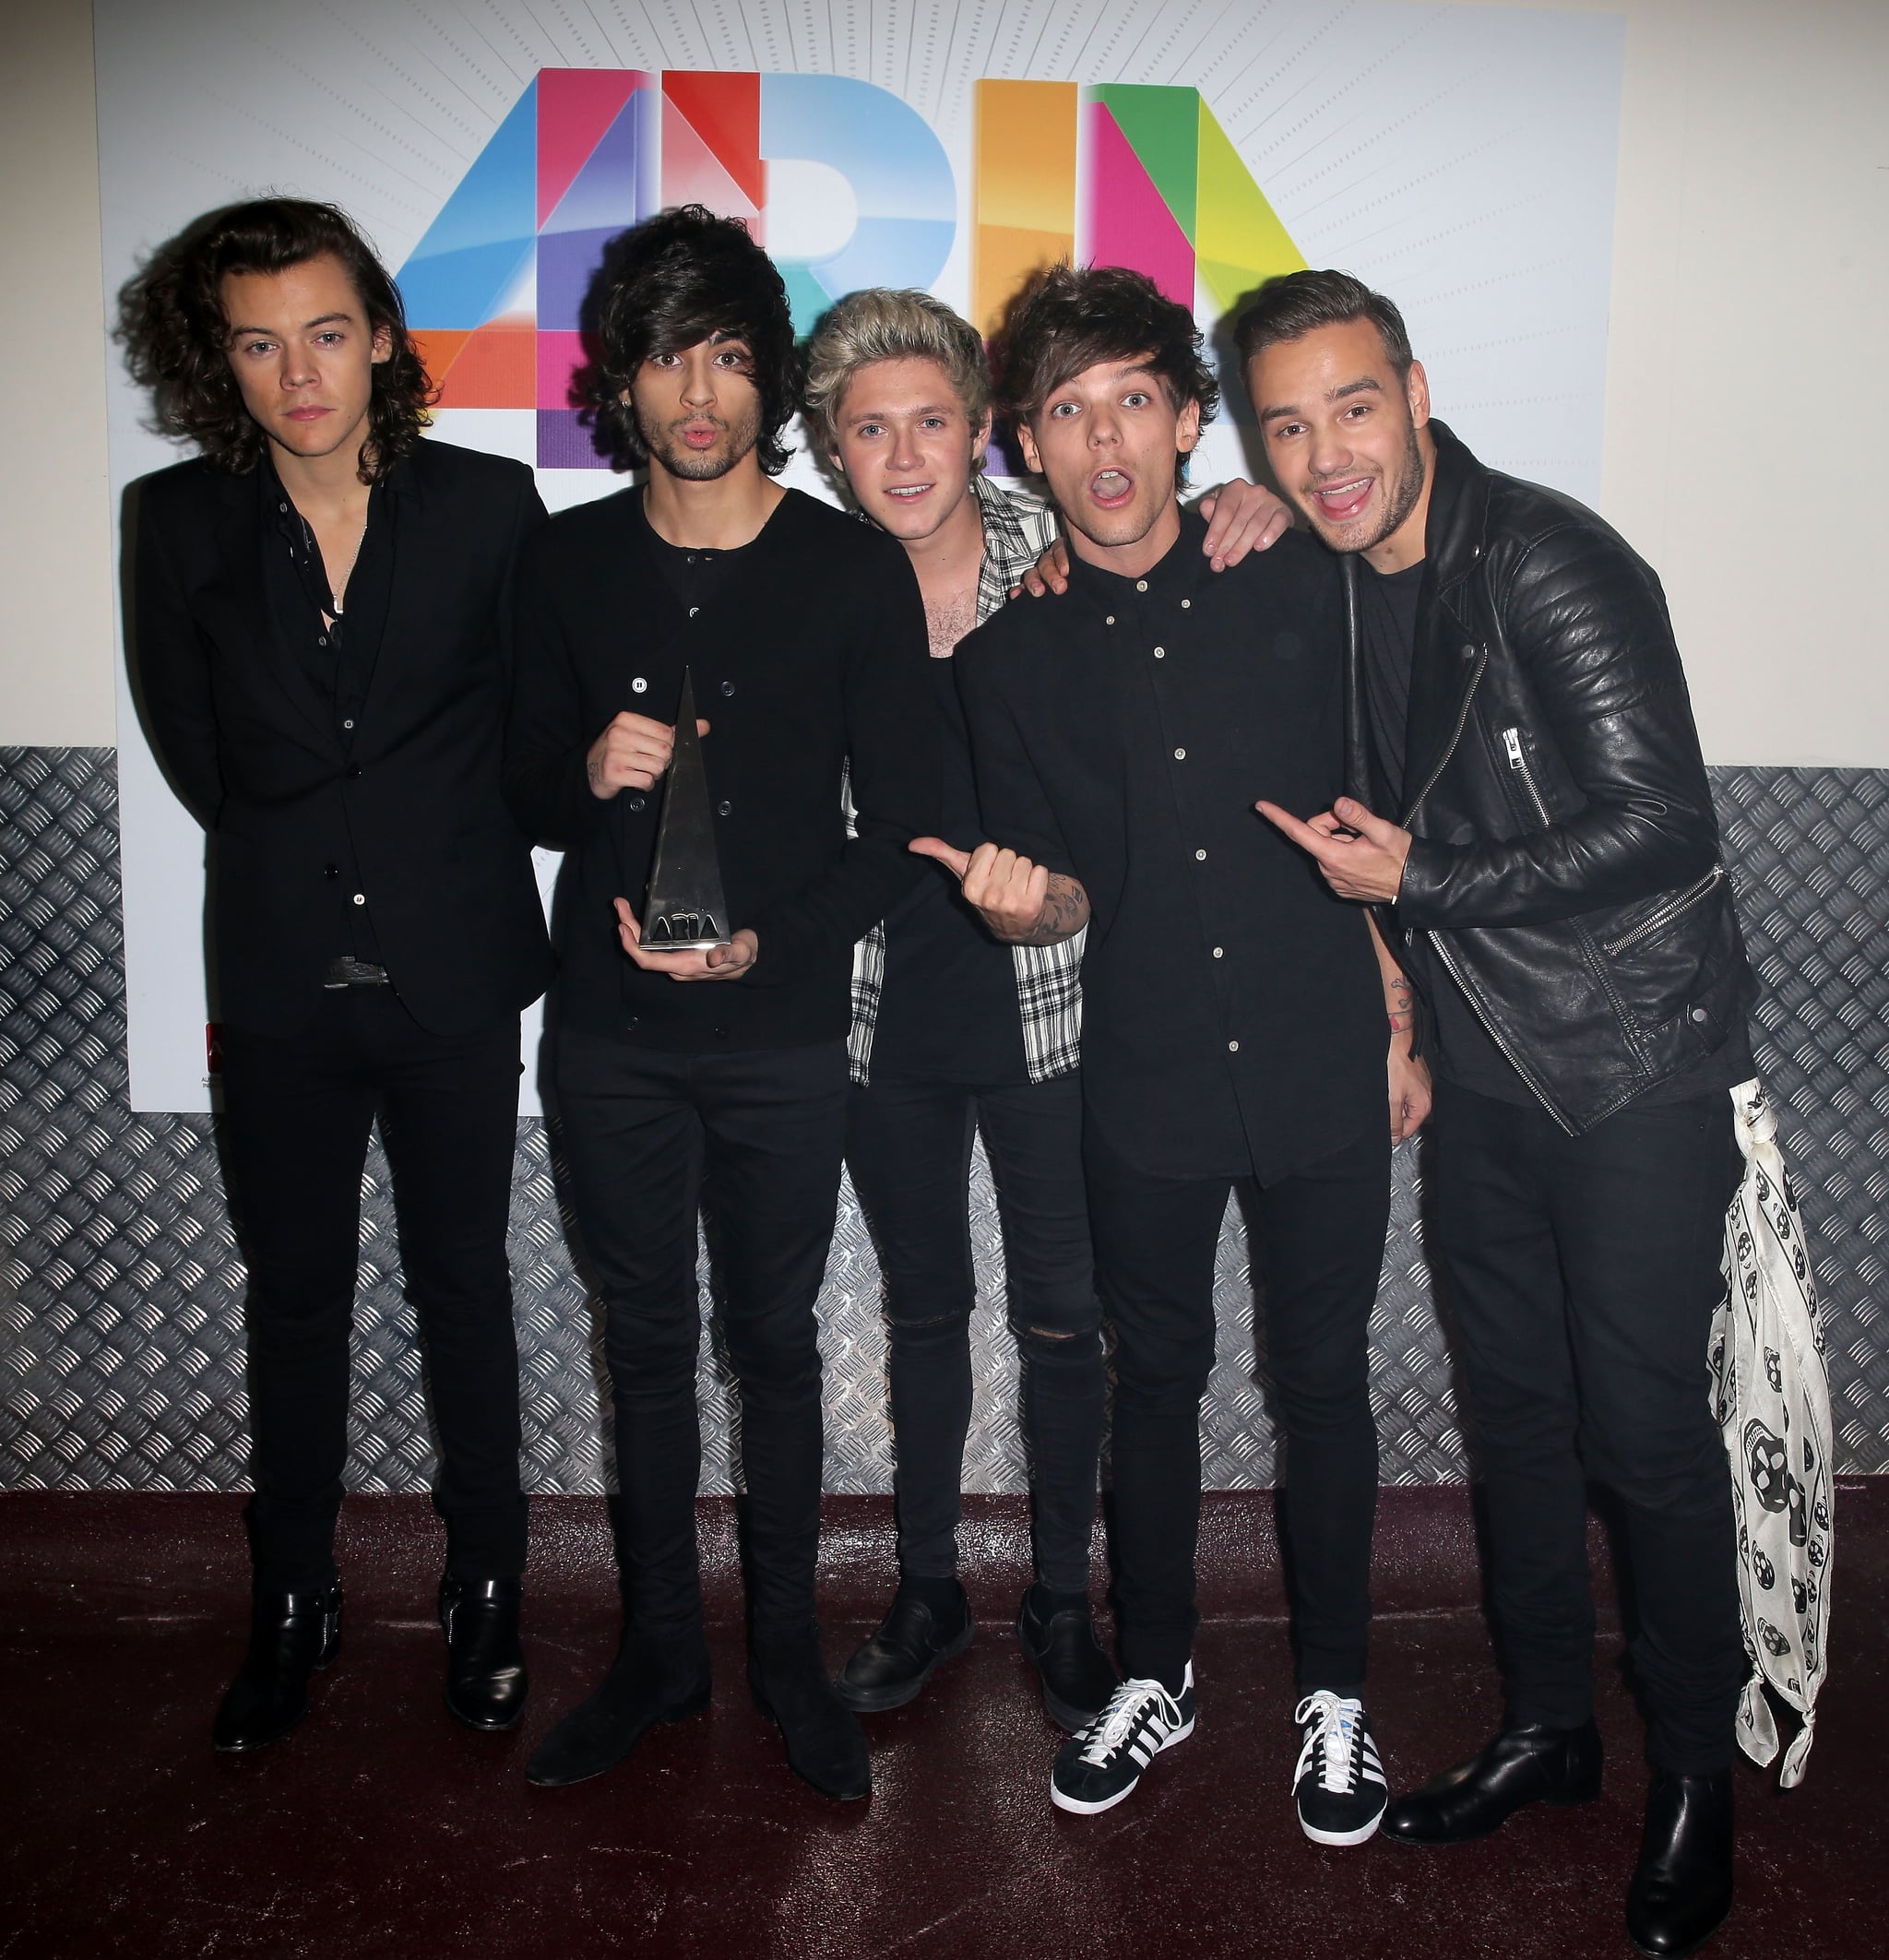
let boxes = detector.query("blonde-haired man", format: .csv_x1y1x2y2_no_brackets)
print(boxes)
803,288,1287,1731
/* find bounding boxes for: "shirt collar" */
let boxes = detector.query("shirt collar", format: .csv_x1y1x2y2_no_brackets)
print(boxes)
1063,501,1208,611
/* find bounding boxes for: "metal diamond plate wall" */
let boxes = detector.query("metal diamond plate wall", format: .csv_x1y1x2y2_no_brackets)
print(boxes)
3,748,1885,1494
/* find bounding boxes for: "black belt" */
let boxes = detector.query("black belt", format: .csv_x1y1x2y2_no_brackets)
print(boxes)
323,956,391,989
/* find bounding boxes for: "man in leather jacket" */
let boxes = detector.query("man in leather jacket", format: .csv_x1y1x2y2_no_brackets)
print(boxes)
1242,270,1752,1960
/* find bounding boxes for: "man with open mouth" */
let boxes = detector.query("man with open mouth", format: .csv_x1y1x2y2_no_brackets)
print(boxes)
800,287,1291,1740
927,265,1427,1838
1242,269,1754,1959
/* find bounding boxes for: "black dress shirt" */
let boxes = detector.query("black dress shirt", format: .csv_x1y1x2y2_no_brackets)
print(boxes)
505,486,940,1052
955,509,1384,1183
260,464,392,963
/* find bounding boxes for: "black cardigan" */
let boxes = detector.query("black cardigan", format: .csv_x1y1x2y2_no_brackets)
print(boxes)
131,439,553,1038
504,485,939,1051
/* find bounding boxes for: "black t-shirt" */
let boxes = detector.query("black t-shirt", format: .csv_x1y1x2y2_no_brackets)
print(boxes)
872,658,1028,1085
1356,558,1425,810
1359,559,1754,1107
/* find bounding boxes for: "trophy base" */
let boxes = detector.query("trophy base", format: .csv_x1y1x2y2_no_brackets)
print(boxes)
643,936,729,954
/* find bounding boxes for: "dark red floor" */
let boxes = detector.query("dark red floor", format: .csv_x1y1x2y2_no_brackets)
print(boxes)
3,1483,1883,1960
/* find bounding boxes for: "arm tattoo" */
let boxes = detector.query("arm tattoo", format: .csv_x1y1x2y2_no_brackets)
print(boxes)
1000,873,1089,945
1386,974,1414,1039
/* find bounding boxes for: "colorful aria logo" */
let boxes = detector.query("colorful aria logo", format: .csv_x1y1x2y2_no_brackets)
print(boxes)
398,69,1303,469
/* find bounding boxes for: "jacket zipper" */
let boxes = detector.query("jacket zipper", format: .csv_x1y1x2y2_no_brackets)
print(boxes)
1402,643,1489,826
1424,925,1576,1134
1601,863,1727,956
1501,725,1551,826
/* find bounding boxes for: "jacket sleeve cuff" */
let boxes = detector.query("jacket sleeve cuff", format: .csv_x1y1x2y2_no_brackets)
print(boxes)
1392,836,1458,928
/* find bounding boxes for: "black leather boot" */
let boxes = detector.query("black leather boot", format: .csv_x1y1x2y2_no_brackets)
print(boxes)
1381,1718,1603,1845
211,1583,344,1752
750,1631,871,1801
525,1624,711,1788
1016,1585,1117,1731
440,1576,529,1731
835,1584,973,1714
1625,1769,1734,1957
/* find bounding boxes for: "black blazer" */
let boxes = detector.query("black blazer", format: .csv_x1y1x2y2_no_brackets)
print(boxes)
131,438,554,1038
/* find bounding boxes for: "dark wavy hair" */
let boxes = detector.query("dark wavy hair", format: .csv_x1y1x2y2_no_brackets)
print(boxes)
589,205,799,476
116,198,433,483
995,263,1218,488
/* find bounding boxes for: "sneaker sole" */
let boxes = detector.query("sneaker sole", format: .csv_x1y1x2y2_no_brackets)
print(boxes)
1050,1715,1194,1815
832,1618,975,1715
1299,1808,1385,1848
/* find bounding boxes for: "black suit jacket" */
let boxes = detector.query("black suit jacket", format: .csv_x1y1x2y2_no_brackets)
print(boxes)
132,438,554,1038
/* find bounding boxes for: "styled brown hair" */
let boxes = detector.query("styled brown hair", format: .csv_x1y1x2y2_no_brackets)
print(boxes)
1233,269,1415,378
117,198,433,483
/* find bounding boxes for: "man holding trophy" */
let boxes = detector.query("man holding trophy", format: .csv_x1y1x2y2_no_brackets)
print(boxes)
504,205,939,1803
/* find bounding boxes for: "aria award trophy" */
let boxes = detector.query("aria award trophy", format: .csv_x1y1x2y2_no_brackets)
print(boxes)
642,666,731,951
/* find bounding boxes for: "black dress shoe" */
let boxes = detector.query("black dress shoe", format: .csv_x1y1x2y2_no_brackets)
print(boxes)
211,1583,344,1752
1016,1585,1117,1731
1626,1769,1734,1957
750,1632,871,1801
440,1576,529,1731
525,1625,711,1788
835,1585,973,1714
1381,1718,1603,1845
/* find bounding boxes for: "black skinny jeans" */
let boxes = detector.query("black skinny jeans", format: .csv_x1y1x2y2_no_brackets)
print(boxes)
218,989,528,1592
553,1031,849,1643
1086,1122,1391,1694
1428,1080,1747,1775
846,1070,1103,1596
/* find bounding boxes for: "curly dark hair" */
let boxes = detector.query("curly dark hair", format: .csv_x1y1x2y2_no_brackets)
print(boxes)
116,198,433,484
994,263,1218,489
589,205,799,476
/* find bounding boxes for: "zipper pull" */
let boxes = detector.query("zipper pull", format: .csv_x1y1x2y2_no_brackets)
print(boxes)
1503,727,1525,768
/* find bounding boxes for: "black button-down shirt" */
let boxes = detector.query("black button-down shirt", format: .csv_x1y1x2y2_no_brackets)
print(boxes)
955,510,1384,1183
260,463,394,962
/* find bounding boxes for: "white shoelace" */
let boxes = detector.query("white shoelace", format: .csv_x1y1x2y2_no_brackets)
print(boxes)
1078,1676,1183,1766
1294,1690,1374,1794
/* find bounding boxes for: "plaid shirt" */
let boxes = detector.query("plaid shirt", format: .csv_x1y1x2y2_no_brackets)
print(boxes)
849,473,1086,1086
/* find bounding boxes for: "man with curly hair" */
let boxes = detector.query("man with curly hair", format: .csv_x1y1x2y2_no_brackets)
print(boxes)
122,198,552,1752
504,207,938,1804
927,265,1426,1833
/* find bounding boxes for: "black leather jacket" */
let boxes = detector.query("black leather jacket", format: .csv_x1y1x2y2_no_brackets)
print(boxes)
1345,422,1752,1134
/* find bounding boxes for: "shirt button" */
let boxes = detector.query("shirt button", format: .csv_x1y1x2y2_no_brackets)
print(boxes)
1173,747,1186,760
1153,647,1165,657
717,800,732,816
1690,1005,1709,1023
720,680,735,696
1104,615,1115,626
689,606,700,617
1136,579,1148,592
342,718,355,731
1194,849,1207,861
632,677,647,694
1228,1039,1240,1052
1212,945,1223,958
346,764,362,778
278,501,289,514
316,636,328,648
686,552,697,563
626,794,647,813
323,863,339,880
624,1017,639,1032
1181,598,1192,609
352,893,366,907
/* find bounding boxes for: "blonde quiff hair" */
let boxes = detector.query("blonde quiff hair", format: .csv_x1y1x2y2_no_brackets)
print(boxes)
802,288,994,455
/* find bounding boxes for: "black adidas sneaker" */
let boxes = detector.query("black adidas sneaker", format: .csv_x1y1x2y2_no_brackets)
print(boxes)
1293,1690,1388,1846
1051,1666,1195,1815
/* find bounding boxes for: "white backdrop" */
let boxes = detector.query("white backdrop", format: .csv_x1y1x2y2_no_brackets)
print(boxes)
97,0,1623,1112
